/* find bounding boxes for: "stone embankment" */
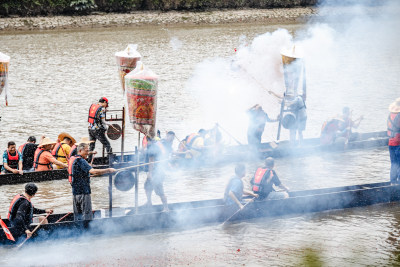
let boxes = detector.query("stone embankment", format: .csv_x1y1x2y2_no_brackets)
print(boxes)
0,8,316,31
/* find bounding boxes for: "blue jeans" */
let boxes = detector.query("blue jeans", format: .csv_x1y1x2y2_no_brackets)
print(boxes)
389,145,400,183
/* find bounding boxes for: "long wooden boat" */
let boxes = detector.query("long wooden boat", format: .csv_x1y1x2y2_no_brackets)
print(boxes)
0,181,398,245
0,131,388,186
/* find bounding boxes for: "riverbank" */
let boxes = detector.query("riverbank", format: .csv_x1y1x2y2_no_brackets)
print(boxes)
0,4,396,32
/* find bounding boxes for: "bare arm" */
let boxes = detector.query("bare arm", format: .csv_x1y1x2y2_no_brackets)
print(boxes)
89,167,116,176
229,191,244,209
243,189,258,198
53,159,68,169
3,162,19,174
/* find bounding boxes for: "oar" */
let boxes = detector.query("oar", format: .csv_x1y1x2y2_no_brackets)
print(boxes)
216,123,242,145
115,159,170,172
222,197,255,226
55,212,72,223
17,213,51,249
0,216,15,242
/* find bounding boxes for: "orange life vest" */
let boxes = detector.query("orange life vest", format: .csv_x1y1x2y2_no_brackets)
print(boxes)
33,148,53,170
88,104,103,125
52,143,67,159
18,143,27,154
388,113,400,138
185,133,198,149
142,136,148,149
6,149,19,169
7,194,32,221
252,168,273,193
68,156,82,183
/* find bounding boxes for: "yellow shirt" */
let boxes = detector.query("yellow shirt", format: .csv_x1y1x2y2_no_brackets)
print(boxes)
55,142,71,168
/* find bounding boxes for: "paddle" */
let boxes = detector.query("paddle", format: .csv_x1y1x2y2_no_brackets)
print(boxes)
216,123,242,146
17,213,50,249
222,197,256,226
0,216,15,242
55,212,72,223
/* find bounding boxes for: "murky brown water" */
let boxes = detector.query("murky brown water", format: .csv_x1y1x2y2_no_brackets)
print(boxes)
0,13,399,266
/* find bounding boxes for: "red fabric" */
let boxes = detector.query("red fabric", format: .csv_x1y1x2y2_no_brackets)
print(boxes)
0,219,14,241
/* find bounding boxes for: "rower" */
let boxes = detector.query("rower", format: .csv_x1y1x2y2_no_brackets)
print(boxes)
68,143,115,221
87,97,113,162
338,106,363,141
224,163,258,209
7,183,53,240
52,132,76,169
1,141,23,175
144,131,175,212
34,137,68,171
183,129,208,159
251,157,289,200
388,98,400,184
18,136,43,171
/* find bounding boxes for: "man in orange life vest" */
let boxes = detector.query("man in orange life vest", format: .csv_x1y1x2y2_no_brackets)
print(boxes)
34,137,68,171
88,97,113,162
388,98,400,184
251,157,289,200
224,163,258,209
144,131,175,212
68,143,115,221
2,141,23,175
8,183,53,239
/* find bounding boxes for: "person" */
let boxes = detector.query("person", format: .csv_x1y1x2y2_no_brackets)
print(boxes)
144,131,175,212
68,143,115,221
184,129,208,158
287,94,307,144
88,97,113,162
224,163,258,209
337,106,363,141
18,136,42,171
2,141,23,175
52,132,76,169
7,183,53,239
251,157,289,200
387,98,400,184
247,104,279,149
33,137,68,171
320,118,343,146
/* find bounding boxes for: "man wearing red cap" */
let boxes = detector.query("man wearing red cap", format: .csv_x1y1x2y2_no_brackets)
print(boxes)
88,97,113,162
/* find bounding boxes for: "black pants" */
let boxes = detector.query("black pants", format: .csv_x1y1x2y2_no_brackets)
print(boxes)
88,128,112,161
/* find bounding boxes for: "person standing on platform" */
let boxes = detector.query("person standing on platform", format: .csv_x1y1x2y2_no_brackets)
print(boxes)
388,98,400,184
2,141,23,175
88,97,113,162
68,143,115,221
144,131,175,212
287,94,307,144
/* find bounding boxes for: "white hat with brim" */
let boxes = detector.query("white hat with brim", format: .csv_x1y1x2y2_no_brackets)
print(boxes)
389,98,400,113
38,137,57,148
76,137,94,145
58,132,77,145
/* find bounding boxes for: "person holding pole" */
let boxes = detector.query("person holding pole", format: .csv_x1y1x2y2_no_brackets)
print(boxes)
68,143,115,221
247,104,279,150
7,183,53,240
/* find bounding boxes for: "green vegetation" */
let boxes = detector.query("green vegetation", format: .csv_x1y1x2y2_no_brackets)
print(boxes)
0,0,316,17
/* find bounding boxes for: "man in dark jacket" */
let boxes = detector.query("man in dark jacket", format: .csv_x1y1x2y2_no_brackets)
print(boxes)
7,183,53,239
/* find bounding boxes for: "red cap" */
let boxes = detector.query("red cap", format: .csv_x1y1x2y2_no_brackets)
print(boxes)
99,97,109,107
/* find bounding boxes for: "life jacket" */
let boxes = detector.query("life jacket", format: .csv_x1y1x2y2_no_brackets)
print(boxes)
33,148,53,170
18,143,27,154
88,104,103,125
7,194,33,222
185,133,199,149
387,113,400,138
252,168,273,193
68,155,82,183
52,143,68,159
69,145,77,158
6,149,19,170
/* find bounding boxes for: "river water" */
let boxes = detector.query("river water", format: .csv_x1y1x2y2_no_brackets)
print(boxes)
0,8,399,266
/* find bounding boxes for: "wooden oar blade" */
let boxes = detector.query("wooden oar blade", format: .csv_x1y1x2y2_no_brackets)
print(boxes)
0,219,15,241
